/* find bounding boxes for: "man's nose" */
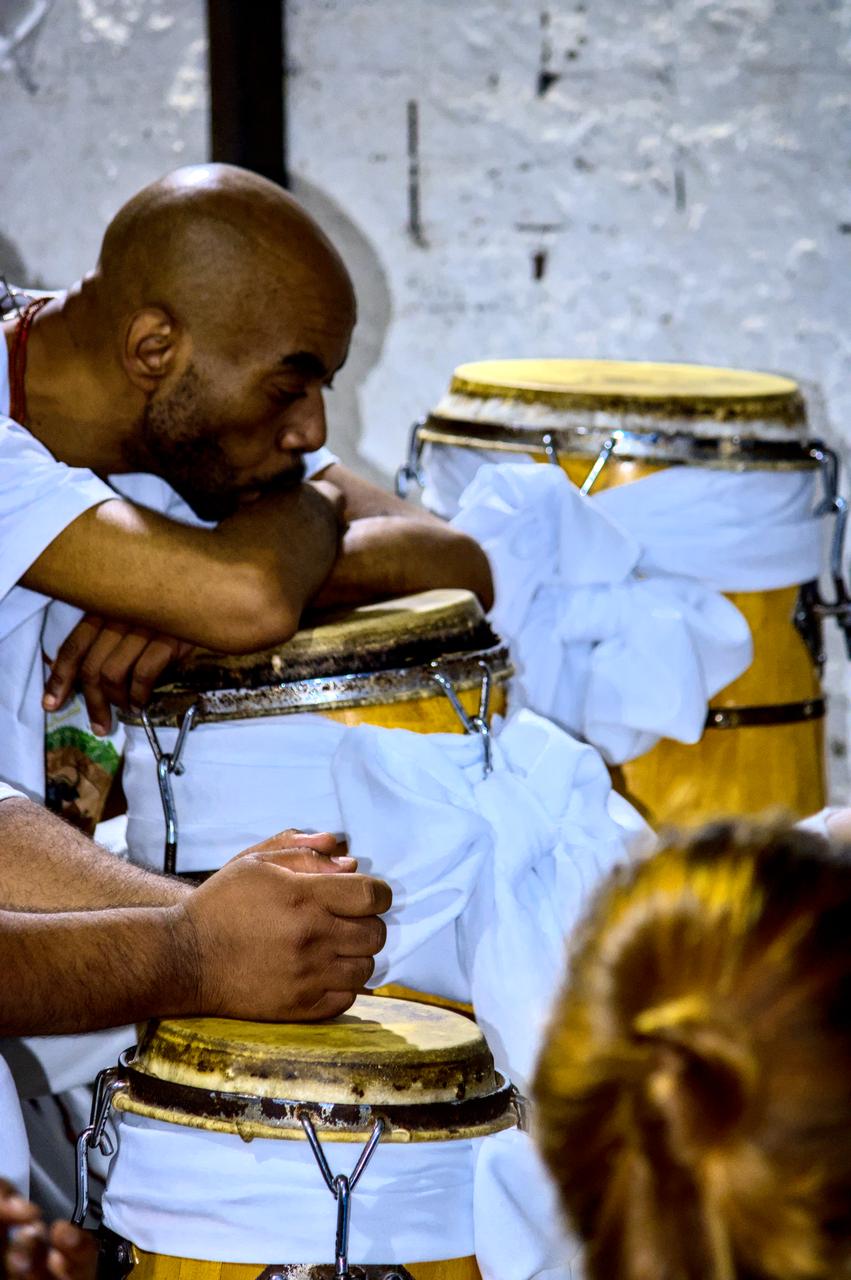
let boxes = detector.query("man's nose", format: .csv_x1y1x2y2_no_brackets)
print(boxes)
276,385,327,455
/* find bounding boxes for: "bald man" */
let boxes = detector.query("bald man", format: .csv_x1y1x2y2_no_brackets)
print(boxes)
0,162,491,803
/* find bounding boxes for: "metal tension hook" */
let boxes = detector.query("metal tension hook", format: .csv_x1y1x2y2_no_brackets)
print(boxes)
72,1065,126,1227
429,659,494,777
808,442,851,657
141,703,198,875
580,431,623,495
300,1114,385,1280
395,419,427,498
541,432,560,467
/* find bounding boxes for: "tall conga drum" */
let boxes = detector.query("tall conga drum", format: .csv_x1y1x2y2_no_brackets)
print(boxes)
398,359,834,827
82,996,518,1278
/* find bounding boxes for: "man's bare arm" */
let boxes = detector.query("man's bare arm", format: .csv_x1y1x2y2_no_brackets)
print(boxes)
21,483,341,653
0,811,392,1035
316,462,439,523
0,798,188,910
0,902,197,1035
312,515,494,611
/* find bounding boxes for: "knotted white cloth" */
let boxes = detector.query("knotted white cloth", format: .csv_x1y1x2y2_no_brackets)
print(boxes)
450,463,822,763
122,709,649,1278
125,709,649,1092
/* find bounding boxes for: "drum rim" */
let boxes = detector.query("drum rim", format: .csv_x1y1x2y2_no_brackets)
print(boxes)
420,415,820,471
112,1052,519,1143
122,643,513,728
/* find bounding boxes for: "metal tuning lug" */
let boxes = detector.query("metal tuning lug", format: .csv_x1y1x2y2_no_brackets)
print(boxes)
300,1114,386,1280
72,1066,126,1226
395,420,427,498
580,431,623,495
429,661,494,778
803,443,851,660
140,703,198,875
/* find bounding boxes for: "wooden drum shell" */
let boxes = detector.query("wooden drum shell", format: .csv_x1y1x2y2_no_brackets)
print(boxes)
416,359,826,828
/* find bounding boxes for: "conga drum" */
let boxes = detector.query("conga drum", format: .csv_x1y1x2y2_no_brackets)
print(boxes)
398,359,833,827
86,996,518,1279
121,589,511,1011
122,588,510,876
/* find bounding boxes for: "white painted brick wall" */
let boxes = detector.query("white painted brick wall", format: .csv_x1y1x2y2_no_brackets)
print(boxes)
2,0,849,794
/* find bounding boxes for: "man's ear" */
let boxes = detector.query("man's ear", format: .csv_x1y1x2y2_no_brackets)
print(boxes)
122,308,184,392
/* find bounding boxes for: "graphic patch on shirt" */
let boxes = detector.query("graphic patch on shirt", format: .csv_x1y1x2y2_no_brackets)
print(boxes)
45,695,122,835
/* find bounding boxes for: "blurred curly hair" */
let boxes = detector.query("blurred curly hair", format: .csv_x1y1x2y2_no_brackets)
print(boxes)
533,821,851,1280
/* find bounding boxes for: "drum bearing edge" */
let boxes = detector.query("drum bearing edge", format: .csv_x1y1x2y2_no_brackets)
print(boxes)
121,644,513,728
111,1054,520,1143
420,416,819,471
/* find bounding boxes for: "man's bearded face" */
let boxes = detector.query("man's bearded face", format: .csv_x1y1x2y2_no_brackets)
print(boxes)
139,364,305,522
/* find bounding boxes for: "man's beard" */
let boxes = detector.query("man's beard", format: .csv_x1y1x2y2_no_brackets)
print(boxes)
136,365,305,522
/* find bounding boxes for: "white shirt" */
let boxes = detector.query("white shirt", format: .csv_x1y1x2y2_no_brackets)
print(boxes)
0,1054,28,1195
0,344,336,800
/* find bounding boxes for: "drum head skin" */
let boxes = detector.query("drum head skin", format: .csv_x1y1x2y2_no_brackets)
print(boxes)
422,358,814,466
450,359,802,418
126,588,511,727
113,996,517,1142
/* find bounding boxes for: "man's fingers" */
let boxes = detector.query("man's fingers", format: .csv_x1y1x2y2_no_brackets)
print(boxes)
43,615,104,711
0,1181,39,1228
328,955,376,989
78,624,133,734
236,830,349,862
314,872,392,918
99,631,152,709
251,849,356,875
47,1222,98,1280
7,1221,49,1279
128,636,188,708
299,990,358,1021
329,914,387,956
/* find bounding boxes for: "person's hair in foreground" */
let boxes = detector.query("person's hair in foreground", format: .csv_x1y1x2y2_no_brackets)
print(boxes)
533,821,851,1280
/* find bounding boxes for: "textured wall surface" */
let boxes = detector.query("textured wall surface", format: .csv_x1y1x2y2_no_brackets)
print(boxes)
287,0,851,477
2,0,849,792
288,0,851,794
0,0,207,285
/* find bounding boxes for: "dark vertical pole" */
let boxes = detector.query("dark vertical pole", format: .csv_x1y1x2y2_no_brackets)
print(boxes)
206,0,288,188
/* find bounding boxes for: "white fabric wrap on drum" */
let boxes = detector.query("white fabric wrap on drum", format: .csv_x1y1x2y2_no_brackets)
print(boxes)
448,461,822,763
103,1115,480,1264
122,710,647,1275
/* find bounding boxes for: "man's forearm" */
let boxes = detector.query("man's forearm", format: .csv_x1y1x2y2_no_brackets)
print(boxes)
313,517,494,610
0,904,196,1035
0,799,189,910
318,463,441,524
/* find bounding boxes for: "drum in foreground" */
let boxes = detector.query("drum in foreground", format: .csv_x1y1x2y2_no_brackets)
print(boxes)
94,996,518,1279
402,359,827,827
122,588,511,875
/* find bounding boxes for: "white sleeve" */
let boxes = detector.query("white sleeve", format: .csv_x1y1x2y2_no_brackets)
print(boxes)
0,419,116,600
0,782,26,802
303,445,338,478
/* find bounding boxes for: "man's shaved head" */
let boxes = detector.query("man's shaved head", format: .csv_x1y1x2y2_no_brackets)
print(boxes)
99,163,355,348
93,165,356,519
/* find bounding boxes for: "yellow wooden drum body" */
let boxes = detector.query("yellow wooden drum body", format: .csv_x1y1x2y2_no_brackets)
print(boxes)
105,997,517,1279
415,360,826,828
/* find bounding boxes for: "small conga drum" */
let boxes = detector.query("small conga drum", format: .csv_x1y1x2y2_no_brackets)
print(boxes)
122,588,510,876
90,996,517,1279
399,359,832,827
